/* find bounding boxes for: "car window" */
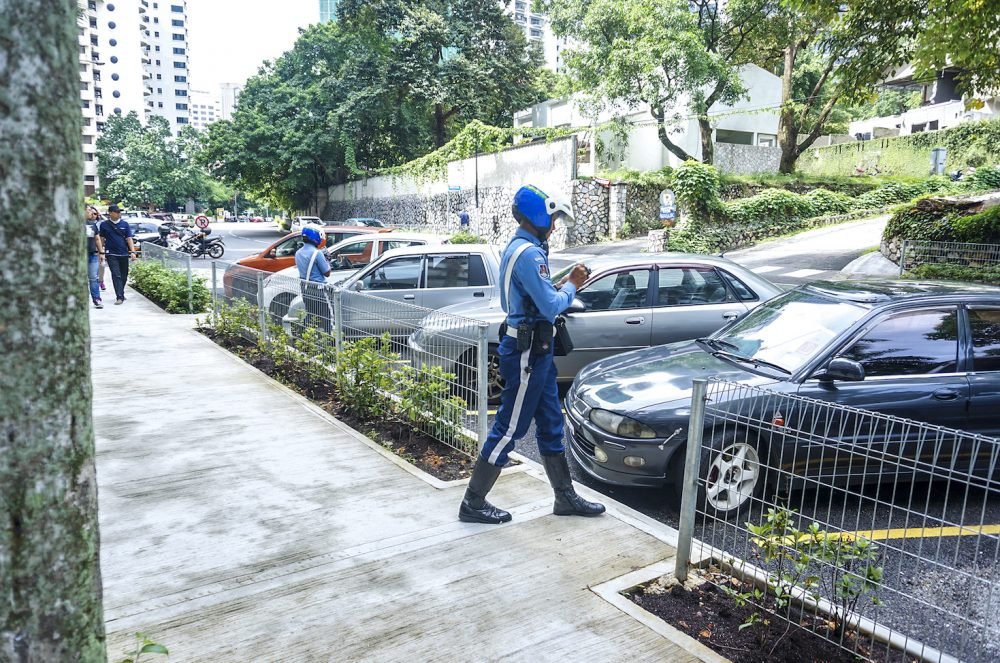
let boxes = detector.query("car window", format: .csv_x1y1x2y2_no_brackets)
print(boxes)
719,270,758,302
577,269,651,311
275,236,304,258
331,240,370,256
381,239,425,252
425,254,490,288
329,231,364,245
361,256,422,290
840,307,959,377
657,267,729,306
969,307,1000,372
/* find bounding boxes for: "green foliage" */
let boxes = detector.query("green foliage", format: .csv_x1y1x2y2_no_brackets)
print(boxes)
970,166,1000,191
727,189,817,225
396,364,467,442
211,299,257,339
600,167,674,189
802,188,852,215
97,113,214,211
335,335,396,421
129,260,210,313
883,197,1000,244
672,160,722,223
906,264,1000,285
449,231,483,244
119,633,168,663
951,206,1000,244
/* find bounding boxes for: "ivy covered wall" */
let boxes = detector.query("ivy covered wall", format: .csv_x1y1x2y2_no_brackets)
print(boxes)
797,119,1000,177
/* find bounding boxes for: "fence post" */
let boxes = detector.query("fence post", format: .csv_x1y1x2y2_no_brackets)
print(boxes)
475,323,489,450
186,253,193,313
333,287,344,354
256,270,267,343
211,261,218,324
675,378,709,583
899,240,907,277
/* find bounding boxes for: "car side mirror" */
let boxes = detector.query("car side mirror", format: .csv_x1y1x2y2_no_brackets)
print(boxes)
815,357,865,382
267,250,276,259
565,297,586,314
352,281,364,291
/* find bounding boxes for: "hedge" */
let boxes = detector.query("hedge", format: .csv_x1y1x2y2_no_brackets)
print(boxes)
882,197,1000,245
906,264,1000,285
130,260,210,313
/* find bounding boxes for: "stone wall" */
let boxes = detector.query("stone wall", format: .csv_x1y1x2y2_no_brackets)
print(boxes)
713,142,782,175
569,179,610,244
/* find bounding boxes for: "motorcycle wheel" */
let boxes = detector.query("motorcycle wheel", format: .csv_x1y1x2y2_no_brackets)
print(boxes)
207,243,225,259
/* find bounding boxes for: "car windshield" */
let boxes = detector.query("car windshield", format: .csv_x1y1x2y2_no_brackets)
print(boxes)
714,290,868,373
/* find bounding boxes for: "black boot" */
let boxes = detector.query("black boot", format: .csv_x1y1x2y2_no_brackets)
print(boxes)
542,453,606,517
459,457,512,524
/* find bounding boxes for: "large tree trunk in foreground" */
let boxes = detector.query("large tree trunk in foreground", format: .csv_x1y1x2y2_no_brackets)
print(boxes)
0,1,107,661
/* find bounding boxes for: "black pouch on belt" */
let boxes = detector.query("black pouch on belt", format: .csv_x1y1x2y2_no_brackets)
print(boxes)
531,320,553,355
553,315,574,356
516,321,534,352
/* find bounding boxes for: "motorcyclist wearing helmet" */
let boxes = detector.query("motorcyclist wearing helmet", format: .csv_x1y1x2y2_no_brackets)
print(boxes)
458,185,604,524
295,225,333,333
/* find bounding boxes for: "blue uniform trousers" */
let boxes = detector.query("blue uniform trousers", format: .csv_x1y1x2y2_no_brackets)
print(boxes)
481,336,565,467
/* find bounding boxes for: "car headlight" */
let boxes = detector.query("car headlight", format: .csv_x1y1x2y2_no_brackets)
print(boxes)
588,408,657,439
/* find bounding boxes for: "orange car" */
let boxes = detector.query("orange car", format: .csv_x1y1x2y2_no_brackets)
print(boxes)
223,225,390,298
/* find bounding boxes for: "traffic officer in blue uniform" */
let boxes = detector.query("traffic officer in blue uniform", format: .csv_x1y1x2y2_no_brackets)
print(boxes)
459,185,606,524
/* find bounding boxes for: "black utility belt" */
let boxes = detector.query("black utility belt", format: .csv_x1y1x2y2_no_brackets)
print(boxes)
499,320,555,355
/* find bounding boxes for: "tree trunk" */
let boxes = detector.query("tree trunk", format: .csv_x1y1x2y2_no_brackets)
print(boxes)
698,115,715,165
653,107,696,163
0,2,107,661
434,103,446,148
777,44,799,174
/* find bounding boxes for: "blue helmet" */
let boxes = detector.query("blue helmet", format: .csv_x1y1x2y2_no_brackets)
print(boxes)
512,185,574,235
301,225,326,248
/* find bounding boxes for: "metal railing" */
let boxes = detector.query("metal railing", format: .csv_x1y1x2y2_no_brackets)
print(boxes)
210,260,489,457
900,240,1000,277
138,242,194,312
676,379,1000,663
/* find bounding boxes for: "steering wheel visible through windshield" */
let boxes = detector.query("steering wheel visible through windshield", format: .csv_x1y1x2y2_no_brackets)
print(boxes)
714,290,868,374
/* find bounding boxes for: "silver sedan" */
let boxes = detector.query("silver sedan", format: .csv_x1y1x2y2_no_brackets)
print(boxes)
408,253,783,402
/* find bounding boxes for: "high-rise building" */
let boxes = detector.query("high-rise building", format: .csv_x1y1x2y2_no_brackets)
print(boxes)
219,83,243,121
78,0,192,194
505,1,565,73
319,0,338,22
188,89,220,130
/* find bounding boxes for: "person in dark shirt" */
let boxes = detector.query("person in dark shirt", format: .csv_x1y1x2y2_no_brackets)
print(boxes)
98,204,137,304
85,206,105,308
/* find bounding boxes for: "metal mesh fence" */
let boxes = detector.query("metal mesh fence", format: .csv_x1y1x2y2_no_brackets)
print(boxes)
209,259,488,457
676,379,1000,663
901,240,1000,276
139,242,194,312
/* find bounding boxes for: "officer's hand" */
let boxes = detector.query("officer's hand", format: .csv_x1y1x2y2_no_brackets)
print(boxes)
568,264,590,288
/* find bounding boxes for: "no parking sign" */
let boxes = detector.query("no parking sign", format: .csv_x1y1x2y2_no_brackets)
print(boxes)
194,215,210,229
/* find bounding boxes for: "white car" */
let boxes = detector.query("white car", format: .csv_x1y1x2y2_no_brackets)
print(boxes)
290,216,323,232
261,232,448,321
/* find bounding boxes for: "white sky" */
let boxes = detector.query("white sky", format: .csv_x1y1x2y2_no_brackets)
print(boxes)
187,0,319,94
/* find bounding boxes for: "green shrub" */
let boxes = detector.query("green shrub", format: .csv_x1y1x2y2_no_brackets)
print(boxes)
335,335,396,421
726,188,816,225
803,188,853,215
951,206,1000,243
969,166,1000,191
130,260,210,313
882,198,961,242
906,264,1000,285
449,231,483,244
673,160,722,223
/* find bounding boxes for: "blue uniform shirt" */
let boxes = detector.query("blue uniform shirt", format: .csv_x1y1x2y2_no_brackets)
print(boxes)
295,244,331,283
499,228,577,326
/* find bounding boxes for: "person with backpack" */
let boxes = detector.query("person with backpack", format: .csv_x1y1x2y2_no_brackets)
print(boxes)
98,204,137,305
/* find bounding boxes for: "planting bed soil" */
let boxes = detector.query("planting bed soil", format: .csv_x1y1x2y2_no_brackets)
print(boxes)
627,570,916,663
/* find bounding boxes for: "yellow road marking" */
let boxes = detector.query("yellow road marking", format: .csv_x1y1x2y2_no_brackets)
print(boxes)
757,524,1000,547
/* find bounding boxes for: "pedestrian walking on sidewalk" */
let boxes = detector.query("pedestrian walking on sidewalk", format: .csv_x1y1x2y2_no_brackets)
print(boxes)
85,206,105,308
99,204,137,304
89,205,107,291
459,185,605,524
457,209,470,231
295,225,333,334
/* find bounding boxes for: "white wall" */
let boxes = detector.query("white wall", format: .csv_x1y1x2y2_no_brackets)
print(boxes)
849,99,999,138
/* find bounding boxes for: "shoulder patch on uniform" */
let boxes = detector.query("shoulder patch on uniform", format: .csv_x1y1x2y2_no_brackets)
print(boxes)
538,263,549,278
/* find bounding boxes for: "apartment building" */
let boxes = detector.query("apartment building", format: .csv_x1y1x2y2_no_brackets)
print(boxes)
189,90,220,130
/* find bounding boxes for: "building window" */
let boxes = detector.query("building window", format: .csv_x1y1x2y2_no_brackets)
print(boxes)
112,90,120,98
85,153,95,161
171,19,184,27
176,103,188,110
172,33,184,41
81,81,89,90
154,31,159,37
88,1,97,9
107,2,115,9
174,75,186,82
175,90,187,96
109,38,117,46
111,73,119,81
716,129,754,145
171,4,183,11
110,55,118,63
94,88,102,98
156,74,161,80
158,102,163,108
82,100,90,108
95,105,103,116
177,117,189,123
172,47,185,55
85,175,96,182
757,133,777,147
108,21,116,29
157,87,162,93
529,28,542,38
156,59,161,65
113,107,122,114
96,122,105,131
155,46,160,52
89,17,97,28
173,61,186,69
153,17,159,23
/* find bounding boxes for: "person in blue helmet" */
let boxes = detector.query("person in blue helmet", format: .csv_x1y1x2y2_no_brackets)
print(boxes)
295,225,332,333
458,185,605,524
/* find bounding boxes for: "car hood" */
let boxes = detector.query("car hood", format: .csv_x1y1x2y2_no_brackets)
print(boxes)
434,298,505,324
574,341,781,418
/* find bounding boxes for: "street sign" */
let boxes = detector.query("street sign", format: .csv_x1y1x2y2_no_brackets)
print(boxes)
658,189,676,221
194,215,210,229
448,185,462,191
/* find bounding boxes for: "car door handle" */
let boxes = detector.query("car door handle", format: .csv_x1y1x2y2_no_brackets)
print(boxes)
932,388,959,401
403,294,415,301
625,317,645,325
473,291,485,297
722,311,741,321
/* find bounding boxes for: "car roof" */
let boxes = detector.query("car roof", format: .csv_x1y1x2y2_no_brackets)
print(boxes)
325,232,445,249
799,279,1000,306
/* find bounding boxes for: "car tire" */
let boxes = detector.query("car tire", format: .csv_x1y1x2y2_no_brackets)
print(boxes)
269,292,297,322
458,345,504,406
695,430,772,522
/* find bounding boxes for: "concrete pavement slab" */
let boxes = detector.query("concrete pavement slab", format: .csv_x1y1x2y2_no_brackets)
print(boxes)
92,290,713,662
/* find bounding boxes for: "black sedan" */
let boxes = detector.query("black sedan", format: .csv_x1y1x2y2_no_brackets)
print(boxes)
565,281,1000,517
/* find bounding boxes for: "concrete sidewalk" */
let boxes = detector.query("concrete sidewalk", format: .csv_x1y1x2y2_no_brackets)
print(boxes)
92,291,721,662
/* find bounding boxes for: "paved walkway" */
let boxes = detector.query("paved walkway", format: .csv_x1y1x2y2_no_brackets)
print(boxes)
91,292,722,662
